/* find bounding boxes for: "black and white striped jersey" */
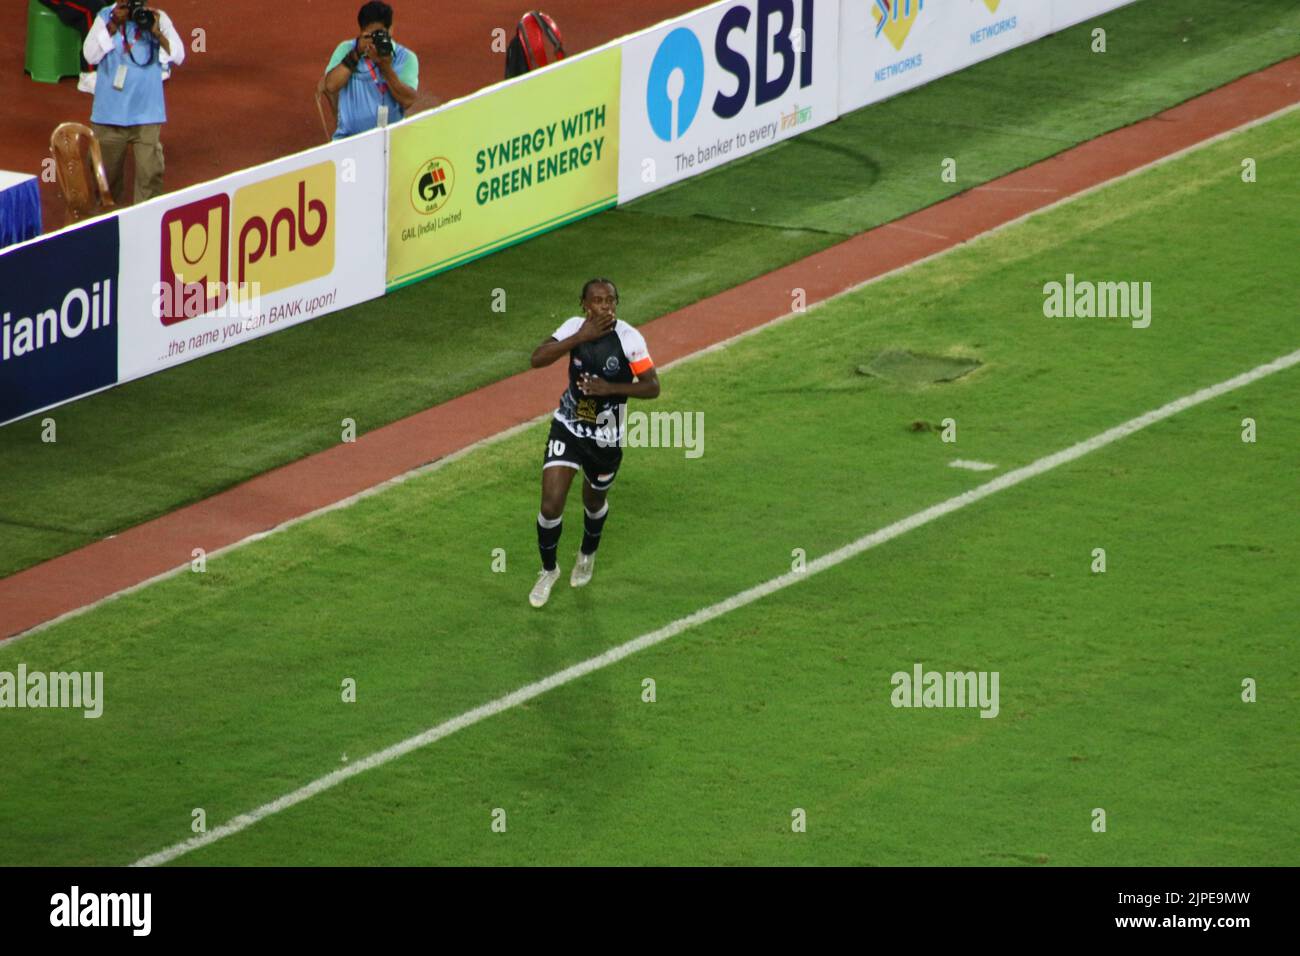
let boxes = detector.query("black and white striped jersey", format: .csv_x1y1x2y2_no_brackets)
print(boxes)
549,317,654,442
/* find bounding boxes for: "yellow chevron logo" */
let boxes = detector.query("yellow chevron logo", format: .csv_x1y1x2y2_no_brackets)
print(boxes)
872,0,924,53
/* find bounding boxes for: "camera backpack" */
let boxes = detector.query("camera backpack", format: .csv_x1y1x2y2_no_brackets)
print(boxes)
505,11,565,79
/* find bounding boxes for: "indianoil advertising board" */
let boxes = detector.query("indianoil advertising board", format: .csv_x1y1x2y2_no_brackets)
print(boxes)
0,217,120,426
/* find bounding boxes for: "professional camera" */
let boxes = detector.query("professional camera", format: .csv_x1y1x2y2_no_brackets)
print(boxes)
371,28,394,58
128,0,156,31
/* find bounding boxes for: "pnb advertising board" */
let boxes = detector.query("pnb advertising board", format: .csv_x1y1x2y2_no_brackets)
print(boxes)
115,130,387,384
387,48,622,290
618,0,841,203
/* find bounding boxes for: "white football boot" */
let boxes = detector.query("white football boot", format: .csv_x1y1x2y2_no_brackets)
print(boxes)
570,551,596,588
529,567,562,608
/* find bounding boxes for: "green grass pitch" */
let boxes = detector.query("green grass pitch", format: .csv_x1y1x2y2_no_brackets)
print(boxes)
2,0,1300,578
1,107,1296,866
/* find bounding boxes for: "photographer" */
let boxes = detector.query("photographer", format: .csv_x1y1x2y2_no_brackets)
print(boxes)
323,2,419,139
82,0,185,204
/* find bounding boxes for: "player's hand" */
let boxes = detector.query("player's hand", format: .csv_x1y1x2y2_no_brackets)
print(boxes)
578,373,612,397
578,313,615,342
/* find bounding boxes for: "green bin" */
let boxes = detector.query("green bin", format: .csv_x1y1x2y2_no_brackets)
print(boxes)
25,0,84,84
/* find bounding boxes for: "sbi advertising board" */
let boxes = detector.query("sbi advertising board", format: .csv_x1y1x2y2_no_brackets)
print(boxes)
619,0,841,202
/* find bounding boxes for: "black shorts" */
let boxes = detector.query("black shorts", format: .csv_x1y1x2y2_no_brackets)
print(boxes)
543,419,622,491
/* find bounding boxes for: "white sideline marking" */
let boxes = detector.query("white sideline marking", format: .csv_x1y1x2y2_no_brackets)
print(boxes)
132,346,1300,867
973,185,1060,194
10,100,1298,648
882,222,952,241
950,459,998,472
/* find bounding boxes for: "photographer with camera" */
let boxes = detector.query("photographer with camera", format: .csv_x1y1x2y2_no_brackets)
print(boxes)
82,0,184,204
323,2,419,140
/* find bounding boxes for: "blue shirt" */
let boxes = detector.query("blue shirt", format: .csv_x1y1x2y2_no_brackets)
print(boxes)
327,40,419,139
85,7,184,126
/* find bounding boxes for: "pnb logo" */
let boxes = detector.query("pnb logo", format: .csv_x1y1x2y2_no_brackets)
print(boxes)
158,163,334,324
411,157,455,215
159,194,229,324
873,0,925,52
982,0,1001,11
233,163,333,299
646,0,816,143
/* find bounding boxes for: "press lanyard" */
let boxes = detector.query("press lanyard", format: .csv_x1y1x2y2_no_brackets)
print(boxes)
363,59,389,97
121,22,155,66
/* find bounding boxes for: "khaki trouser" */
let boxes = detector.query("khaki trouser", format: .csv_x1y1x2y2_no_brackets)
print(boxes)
91,122,165,205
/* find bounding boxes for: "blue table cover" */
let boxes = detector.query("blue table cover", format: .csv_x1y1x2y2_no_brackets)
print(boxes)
0,172,44,249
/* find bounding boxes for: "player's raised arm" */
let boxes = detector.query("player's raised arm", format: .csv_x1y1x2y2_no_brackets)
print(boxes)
529,334,573,368
530,313,614,368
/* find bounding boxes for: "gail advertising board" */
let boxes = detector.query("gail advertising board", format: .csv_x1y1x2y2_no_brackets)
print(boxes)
387,48,621,289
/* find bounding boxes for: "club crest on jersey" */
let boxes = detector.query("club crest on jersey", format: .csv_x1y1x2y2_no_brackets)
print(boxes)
604,356,620,374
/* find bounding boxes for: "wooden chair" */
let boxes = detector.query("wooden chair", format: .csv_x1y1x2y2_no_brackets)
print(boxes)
49,122,114,224
315,78,338,141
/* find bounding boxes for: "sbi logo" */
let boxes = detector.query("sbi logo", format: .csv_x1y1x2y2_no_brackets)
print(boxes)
647,0,815,142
